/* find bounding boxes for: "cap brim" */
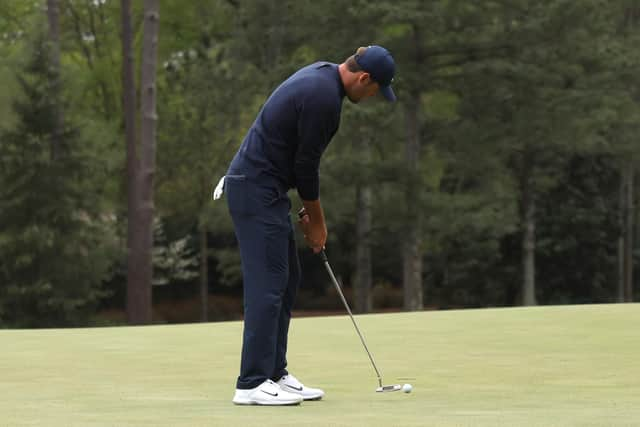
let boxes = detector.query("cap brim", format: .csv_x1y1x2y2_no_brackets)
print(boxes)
380,85,396,102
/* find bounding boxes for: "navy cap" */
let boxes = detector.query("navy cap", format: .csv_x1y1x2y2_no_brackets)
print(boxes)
354,45,396,102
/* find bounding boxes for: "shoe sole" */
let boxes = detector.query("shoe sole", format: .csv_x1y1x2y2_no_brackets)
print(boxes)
278,385,325,401
232,395,303,406
232,399,302,406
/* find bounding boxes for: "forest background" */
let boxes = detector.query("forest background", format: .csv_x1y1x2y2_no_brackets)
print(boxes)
0,0,638,328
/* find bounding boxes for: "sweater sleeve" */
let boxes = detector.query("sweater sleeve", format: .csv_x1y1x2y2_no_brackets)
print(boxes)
294,93,339,201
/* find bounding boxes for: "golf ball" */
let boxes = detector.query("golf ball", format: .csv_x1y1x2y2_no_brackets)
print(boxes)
402,383,412,393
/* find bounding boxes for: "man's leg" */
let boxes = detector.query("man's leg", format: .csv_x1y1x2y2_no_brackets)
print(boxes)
272,215,300,380
272,223,325,401
228,178,291,390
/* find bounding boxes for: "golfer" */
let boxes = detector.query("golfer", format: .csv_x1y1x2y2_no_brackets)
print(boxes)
214,45,396,405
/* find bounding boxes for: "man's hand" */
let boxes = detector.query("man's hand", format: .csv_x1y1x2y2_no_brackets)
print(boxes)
298,203,327,253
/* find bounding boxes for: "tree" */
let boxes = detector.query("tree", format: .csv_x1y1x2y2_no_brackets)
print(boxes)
155,1,245,321
618,3,639,302
353,137,373,313
61,0,122,120
46,0,63,160
357,0,512,310
120,0,144,324
132,0,160,324
0,32,117,327
325,102,398,313
121,0,161,325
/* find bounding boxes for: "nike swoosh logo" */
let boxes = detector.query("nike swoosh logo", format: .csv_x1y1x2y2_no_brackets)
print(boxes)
284,384,303,392
261,390,278,397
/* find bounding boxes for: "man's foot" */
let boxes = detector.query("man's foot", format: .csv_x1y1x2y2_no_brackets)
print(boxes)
276,374,325,401
232,379,303,406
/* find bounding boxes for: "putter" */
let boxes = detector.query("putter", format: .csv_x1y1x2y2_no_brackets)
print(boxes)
319,249,401,393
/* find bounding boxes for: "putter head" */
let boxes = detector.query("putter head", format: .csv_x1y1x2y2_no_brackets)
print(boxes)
376,384,402,393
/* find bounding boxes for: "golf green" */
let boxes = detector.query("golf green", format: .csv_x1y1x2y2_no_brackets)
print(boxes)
1,304,639,426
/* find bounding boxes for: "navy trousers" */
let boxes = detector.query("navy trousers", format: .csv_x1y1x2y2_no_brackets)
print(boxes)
224,174,301,390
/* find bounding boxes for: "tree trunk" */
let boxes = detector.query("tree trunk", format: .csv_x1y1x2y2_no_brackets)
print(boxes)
403,233,423,310
621,0,639,305
135,0,160,324
353,134,373,313
46,0,63,160
623,161,634,302
121,0,143,324
123,0,159,325
403,94,424,311
521,154,537,306
522,196,537,306
200,228,209,322
617,168,626,302
354,182,373,314
635,172,639,300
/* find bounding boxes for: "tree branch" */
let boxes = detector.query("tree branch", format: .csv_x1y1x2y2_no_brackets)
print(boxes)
62,0,95,68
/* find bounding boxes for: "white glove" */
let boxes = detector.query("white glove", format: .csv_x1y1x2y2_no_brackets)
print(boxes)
212,176,225,200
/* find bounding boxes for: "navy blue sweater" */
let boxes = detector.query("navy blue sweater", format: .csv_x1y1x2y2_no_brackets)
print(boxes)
227,62,346,200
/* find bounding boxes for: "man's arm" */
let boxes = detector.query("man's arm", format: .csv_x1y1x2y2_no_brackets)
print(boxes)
293,87,339,252
293,82,340,200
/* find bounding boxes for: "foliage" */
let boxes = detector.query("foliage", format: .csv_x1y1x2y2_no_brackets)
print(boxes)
0,0,639,325
151,218,199,286
0,32,120,327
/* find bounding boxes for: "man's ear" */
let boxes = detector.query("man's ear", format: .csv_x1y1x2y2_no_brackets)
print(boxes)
358,72,372,85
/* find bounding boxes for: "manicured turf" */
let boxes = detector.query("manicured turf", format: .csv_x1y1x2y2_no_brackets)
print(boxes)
1,304,639,426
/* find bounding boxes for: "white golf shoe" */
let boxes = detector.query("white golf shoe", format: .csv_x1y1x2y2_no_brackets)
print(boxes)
276,374,325,401
232,379,303,406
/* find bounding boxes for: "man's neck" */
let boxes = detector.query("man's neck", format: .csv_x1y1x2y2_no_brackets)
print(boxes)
338,63,350,90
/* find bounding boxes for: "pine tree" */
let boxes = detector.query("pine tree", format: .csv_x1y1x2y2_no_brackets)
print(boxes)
0,34,118,327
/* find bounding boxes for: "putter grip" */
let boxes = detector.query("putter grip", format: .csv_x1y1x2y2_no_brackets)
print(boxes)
320,249,328,263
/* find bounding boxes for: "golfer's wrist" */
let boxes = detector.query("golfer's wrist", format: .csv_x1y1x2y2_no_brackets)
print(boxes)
301,199,325,227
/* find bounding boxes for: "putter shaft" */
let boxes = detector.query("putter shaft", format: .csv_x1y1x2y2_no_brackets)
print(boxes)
320,250,383,389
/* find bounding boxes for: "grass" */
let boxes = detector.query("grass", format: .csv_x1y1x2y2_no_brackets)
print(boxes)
1,304,639,426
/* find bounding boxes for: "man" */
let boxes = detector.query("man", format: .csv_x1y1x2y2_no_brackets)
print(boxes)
214,45,396,405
